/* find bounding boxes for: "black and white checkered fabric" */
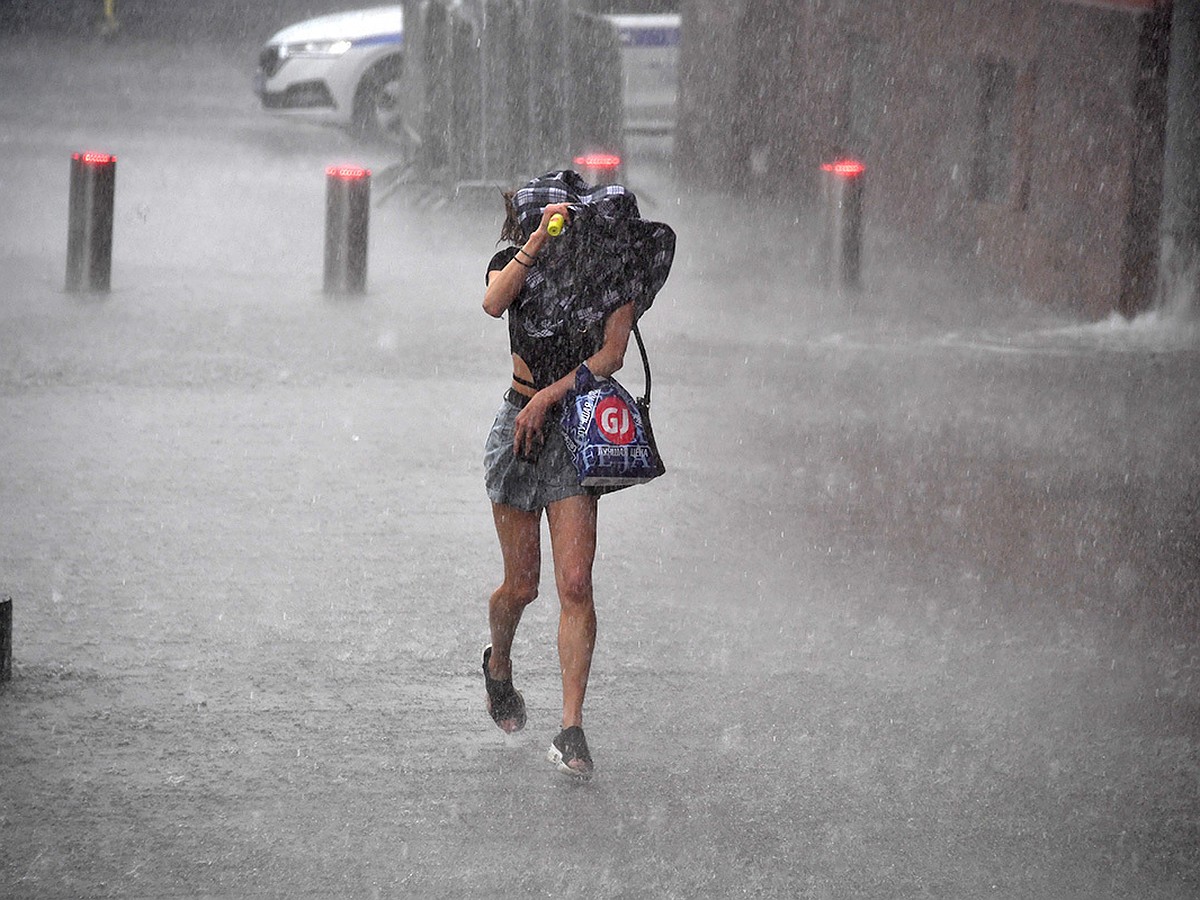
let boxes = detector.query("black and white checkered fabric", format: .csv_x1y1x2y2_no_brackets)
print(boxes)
512,170,676,339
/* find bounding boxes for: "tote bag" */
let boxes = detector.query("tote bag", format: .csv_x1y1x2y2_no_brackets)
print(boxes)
560,326,665,488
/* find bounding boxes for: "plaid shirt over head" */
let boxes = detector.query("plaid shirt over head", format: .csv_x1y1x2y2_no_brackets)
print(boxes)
511,170,676,339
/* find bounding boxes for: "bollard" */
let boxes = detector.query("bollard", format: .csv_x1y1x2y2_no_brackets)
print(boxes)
574,152,622,188
324,165,371,295
66,151,117,293
820,159,866,291
1,598,11,682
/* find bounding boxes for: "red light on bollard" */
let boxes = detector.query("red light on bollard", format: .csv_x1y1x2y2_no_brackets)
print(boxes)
820,159,866,177
326,165,371,181
573,153,621,170
75,151,117,166
574,152,622,187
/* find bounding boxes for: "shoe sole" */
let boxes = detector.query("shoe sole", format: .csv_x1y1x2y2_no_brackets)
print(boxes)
547,743,594,780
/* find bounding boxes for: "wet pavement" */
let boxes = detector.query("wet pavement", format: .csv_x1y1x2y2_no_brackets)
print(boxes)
1,33,1198,900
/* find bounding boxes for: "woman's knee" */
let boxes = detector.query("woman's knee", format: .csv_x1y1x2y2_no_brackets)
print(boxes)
500,578,539,608
556,567,594,609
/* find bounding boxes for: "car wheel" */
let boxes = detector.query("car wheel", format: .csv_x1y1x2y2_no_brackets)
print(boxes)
351,56,416,153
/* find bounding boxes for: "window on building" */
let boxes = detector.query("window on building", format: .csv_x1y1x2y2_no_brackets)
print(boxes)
971,58,1015,202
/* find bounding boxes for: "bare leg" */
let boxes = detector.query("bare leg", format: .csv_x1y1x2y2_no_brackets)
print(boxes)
546,494,598,731
488,502,541,682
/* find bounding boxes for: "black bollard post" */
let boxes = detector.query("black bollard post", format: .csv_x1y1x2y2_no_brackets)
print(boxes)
66,151,117,293
820,159,866,291
1,597,12,682
1159,0,1200,315
324,165,371,295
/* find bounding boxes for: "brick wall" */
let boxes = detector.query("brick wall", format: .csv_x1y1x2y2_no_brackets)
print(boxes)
678,0,1170,316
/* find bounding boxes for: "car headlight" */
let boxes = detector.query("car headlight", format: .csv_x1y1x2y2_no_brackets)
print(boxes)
279,39,353,59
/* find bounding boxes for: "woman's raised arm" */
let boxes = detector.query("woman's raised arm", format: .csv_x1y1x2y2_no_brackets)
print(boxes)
483,203,572,317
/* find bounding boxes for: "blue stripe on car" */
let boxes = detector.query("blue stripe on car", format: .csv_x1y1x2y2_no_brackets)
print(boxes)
615,26,679,48
352,32,403,49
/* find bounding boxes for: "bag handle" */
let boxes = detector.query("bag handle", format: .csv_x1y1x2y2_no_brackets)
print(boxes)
632,321,652,408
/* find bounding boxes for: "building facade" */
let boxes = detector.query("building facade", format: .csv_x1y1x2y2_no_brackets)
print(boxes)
677,0,1172,317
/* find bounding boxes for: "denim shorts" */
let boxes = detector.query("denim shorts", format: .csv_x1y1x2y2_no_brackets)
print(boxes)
484,391,590,512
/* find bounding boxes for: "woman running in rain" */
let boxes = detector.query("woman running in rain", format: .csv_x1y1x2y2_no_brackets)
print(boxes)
480,170,673,779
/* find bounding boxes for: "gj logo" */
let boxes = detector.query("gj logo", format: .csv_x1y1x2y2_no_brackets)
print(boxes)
596,396,635,445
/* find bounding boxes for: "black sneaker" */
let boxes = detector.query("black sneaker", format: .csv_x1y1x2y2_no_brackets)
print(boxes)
548,725,594,779
482,645,526,733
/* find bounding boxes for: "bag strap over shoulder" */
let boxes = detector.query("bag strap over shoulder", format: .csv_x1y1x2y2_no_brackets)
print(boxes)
632,322,652,408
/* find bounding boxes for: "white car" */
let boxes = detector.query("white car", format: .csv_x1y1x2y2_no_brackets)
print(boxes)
254,5,679,142
255,6,407,140
606,13,681,135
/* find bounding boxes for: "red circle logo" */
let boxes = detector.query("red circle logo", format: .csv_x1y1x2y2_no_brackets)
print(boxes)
596,396,635,445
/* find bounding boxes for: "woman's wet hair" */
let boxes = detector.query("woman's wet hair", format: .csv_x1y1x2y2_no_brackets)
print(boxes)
499,189,523,244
